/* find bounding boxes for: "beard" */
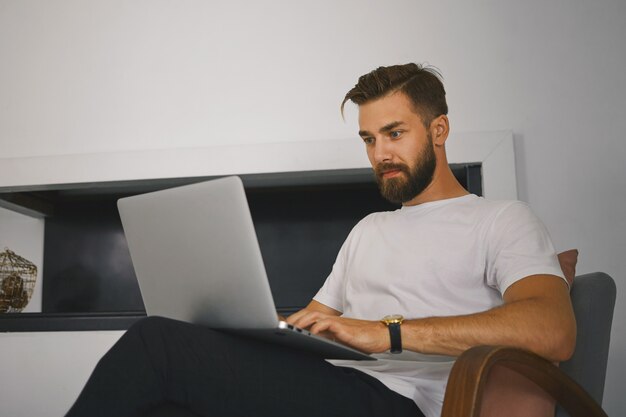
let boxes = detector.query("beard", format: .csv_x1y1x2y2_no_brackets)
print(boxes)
374,134,437,204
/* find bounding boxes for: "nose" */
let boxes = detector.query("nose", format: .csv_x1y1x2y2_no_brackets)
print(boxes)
371,138,393,165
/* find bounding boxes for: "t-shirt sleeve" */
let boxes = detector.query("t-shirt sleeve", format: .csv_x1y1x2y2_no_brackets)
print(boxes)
312,219,366,313
312,239,348,313
485,201,566,294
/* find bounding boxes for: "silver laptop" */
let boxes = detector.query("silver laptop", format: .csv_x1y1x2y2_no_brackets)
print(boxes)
117,176,374,361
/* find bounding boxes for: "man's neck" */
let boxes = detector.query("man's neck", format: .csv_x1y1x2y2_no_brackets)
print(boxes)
402,166,470,207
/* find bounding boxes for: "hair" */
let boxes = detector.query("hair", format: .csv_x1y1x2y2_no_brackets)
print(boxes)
341,63,448,127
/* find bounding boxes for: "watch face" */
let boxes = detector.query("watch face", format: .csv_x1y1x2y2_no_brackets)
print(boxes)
382,314,404,324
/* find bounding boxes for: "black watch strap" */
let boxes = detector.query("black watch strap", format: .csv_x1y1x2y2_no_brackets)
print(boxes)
388,322,402,353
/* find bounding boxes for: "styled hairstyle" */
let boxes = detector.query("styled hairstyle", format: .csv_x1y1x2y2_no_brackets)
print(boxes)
341,63,448,127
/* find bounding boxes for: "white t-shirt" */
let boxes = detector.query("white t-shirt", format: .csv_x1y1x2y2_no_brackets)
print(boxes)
313,194,565,417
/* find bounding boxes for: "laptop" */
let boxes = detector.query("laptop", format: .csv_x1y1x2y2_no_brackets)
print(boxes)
117,176,374,361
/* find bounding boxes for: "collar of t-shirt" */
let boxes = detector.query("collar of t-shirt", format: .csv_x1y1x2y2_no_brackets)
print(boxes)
398,193,478,214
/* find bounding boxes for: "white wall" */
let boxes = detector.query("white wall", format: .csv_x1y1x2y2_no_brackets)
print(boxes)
1,1,624,415
0,331,123,417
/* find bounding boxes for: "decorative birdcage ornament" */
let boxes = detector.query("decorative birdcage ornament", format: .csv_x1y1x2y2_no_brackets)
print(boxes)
0,249,38,313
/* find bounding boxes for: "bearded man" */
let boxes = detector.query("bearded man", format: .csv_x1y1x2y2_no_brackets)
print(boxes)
66,63,575,417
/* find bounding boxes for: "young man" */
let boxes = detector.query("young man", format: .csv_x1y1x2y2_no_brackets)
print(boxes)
66,64,575,417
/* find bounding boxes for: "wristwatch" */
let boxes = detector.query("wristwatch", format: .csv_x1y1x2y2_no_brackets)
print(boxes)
380,314,404,353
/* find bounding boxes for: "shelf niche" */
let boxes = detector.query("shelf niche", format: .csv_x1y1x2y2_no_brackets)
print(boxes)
0,165,482,331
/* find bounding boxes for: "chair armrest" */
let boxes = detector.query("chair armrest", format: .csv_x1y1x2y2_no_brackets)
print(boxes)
441,346,607,417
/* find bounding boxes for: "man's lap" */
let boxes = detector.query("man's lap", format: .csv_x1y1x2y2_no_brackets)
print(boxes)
132,316,422,417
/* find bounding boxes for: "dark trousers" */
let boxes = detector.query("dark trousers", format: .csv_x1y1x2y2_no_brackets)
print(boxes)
66,316,424,417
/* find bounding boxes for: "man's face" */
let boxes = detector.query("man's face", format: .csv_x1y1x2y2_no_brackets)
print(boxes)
358,92,437,204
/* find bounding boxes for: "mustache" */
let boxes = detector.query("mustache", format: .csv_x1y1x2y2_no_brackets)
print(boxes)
374,162,410,178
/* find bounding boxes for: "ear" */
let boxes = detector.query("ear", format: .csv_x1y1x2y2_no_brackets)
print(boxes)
430,115,449,147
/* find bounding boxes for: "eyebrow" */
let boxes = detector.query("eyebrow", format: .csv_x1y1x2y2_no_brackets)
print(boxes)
358,121,405,138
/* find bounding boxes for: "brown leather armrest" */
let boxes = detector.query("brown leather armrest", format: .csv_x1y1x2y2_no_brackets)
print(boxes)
441,346,607,417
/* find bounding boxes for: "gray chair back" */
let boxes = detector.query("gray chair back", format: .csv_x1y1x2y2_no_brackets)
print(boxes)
556,272,616,417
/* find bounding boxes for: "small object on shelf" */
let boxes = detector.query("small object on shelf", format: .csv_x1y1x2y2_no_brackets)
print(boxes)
0,249,38,313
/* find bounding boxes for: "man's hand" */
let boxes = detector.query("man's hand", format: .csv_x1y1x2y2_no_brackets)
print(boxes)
287,310,390,354
285,300,390,354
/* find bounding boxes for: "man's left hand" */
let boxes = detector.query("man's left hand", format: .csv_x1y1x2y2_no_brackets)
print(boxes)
286,310,389,354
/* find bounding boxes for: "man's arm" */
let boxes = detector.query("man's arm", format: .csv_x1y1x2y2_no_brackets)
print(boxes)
287,274,576,362
402,274,576,361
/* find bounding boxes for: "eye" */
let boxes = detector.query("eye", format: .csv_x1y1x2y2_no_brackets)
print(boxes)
362,136,375,145
390,130,402,139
